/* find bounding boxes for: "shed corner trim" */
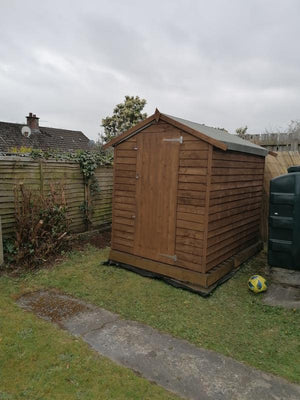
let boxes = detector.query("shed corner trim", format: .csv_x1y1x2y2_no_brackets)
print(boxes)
268,150,278,157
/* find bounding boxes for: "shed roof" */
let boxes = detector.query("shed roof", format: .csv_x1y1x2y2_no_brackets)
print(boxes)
103,109,269,157
165,114,268,157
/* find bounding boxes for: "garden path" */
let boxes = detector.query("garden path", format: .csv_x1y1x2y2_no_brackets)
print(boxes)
17,289,300,400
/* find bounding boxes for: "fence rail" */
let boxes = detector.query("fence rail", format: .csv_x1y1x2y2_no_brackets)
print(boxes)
0,156,113,237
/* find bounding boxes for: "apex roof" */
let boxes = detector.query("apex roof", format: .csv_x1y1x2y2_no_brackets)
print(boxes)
165,114,268,156
103,109,269,157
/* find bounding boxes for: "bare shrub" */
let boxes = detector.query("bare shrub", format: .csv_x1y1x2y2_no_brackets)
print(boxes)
10,183,68,268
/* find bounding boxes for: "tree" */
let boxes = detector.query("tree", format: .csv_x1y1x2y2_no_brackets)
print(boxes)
101,96,147,143
286,120,300,134
265,120,300,135
236,126,248,138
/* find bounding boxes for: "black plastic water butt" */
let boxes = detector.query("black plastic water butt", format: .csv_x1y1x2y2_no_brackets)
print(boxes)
268,166,300,270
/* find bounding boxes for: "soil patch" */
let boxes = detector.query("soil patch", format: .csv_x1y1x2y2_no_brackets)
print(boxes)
83,230,111,249
1,229,111,277
17,289,93,325
71,229,111,251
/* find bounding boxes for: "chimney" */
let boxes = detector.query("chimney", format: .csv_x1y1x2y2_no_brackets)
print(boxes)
26,112,39,130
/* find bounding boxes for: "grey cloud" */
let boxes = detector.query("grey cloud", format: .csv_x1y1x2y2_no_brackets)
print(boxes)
1,0,300,139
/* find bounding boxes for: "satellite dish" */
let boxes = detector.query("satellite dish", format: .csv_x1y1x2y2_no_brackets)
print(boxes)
22,126,31,138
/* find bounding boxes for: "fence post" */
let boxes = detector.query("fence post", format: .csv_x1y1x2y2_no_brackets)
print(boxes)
0,217,3,266
84,180,91,231
39,160,44,194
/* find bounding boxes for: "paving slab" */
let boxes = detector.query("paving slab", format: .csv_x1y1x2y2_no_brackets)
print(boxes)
17,290,300,400
262,267,300,309
263,283,300,309
270,267,300,287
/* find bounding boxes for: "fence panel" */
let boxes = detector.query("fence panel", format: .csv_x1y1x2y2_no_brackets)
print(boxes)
0,156,113,237
90,167,113,227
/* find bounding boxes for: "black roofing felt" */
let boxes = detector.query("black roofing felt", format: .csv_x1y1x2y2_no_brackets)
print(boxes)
0,121,90,152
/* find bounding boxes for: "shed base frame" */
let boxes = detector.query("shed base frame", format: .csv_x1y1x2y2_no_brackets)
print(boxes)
105,242,263,296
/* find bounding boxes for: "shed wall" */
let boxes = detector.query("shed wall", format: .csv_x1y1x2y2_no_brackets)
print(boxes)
175,132,209,272
111,121,209,273
109,119,266,288
206,149,265,271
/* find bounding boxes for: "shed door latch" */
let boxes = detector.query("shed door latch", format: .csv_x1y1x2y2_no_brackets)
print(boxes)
159,253,177,262
163,136,183,144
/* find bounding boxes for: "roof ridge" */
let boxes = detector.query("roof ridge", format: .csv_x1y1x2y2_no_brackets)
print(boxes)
0,120,84,134
0,120,24,126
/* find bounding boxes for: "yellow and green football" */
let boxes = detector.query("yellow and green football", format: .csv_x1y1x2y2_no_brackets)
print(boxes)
248,275,267,293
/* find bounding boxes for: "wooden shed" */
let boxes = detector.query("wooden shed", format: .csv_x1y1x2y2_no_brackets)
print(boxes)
103,109,269,292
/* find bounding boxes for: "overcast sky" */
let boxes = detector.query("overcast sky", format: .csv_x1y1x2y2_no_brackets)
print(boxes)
1,0,300,140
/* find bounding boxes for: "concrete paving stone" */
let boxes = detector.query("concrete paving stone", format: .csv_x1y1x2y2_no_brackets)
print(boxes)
263,283,300,309
62,309,120,336
17,290,300,400
271,267,300,287
82,318,300,400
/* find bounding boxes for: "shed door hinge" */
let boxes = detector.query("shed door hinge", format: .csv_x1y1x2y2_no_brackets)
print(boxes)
159,253,177,262
163,136,183,144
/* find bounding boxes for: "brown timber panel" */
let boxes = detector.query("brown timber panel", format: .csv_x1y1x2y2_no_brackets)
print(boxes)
109,249,209,287
0,159,40,235
133,123,180,264
90,167,113,228
43,162,85,232
112,139,137,253
209,189,263,206
0,157,113,237
205,149,265,271
175,135,208,272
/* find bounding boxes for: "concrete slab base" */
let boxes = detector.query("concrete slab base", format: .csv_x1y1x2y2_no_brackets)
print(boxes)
263,284,300,309
270,267,300,287
262,267,300,309
17,290,300,400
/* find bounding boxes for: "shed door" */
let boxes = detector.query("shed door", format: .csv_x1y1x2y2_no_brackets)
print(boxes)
133,129,180,264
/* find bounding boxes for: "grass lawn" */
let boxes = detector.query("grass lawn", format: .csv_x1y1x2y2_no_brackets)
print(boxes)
0,255,180,400
1,245,299,399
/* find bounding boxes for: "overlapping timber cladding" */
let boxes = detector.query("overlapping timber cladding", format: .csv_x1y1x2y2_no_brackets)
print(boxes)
103,109,269,292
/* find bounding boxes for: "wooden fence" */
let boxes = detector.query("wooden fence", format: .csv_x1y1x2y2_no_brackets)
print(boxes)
1,152,299,242
0,156,113,238
262,151,300,241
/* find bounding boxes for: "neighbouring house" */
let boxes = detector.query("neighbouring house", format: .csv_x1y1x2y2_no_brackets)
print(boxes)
0,113,91,153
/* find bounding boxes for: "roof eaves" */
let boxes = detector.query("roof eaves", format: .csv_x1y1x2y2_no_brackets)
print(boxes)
102,113,158,149
224,141,269,157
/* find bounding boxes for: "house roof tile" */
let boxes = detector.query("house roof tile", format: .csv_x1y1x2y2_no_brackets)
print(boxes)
0,121,90,152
